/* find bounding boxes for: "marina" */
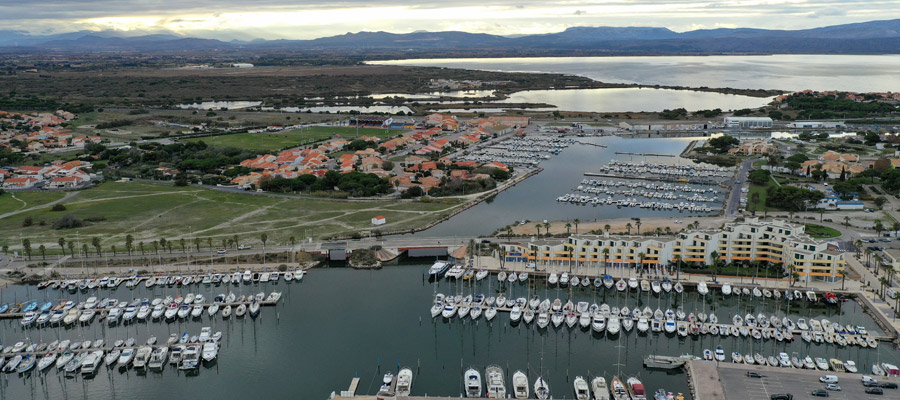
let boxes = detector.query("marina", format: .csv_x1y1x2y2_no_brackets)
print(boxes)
458,136,575,167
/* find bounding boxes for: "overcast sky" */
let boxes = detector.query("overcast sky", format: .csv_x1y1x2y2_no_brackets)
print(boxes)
1,1,897,40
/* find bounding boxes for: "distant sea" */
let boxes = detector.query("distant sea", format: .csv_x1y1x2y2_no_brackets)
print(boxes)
371,55,900,92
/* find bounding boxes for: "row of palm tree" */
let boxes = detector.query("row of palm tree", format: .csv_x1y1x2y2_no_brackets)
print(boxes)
16,232,283,262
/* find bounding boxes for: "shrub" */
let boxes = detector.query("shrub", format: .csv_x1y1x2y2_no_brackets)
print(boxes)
278,264,288,272
53,215,84,230
83,215,106,222
22,216,33,227
51,204,66,212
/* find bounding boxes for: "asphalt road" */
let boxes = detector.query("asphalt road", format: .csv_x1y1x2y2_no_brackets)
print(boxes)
725,158,752,217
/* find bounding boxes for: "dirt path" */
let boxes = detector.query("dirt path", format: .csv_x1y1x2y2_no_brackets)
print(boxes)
0,191,79,219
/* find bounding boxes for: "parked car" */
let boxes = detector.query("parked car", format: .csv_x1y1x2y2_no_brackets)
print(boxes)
747,371,763,378
819,375,839,384
863,380,881,387
880,382,898,389
862,375,878,384
825,383,841,391
810,389,829,397
216,249,227,254
865,387,884,395
770,394,793,400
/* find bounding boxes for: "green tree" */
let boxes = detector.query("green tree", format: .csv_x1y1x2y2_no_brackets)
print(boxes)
573,218,580,234
58,237,66,255
565,222,572,235
635,219,642,235
261,233,268,263
875,219,885,236
125,234,134,255
748,169,771,185
91,237,101,256
82,243,89,257
625,223,632,235
38,244,46,260
179,238,186,253
67,241,75,257
874,197,887,210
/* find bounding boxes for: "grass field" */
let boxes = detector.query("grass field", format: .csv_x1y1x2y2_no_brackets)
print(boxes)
1,181,464,253
746,183,775,212
804,223,841,239
186,126,406,151
0,192,67,215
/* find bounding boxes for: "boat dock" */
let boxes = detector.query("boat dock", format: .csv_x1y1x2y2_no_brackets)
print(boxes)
0,299,278,321
583,172,722,185
614,152,675,157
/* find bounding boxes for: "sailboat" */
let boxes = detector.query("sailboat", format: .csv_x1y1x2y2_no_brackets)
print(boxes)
611,376,630,400
534,376,550,400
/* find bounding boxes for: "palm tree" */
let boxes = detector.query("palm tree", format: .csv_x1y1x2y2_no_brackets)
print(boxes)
289,236,296,247
67,241,75,257
58,237,66,256
636,219,642,235
232,234,240,249
655,227,662,236
166,242,173,253
544,222,551,237
152,240,159,254
788,263,797,286
854,239,862,257
506,227,513,240
625,223,632,235
573,218,580,234
179,238,186,253
159,238,167,253
194,237,202,251
844,216,850,227
565,222,572,235
637,252,645,276
604,224,611,234
125,234,134,255
602,247,610,275
111,245,117,256
81,243,88,257
710,250,720,280
840,270,848,291
38,244,46,260
91,237,101,256
139,242,145,255
261,233,268,264
673,255,682,280
21,238,31,260
206,237,213,250
221,238,227,250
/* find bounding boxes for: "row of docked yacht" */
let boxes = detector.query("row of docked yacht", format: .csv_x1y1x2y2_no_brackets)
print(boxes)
548,275,686,295
597,160,733,179
429,293,874,345
0,329,222,377
579,179,721,194
37,269,305,292
17,291,280,329
458,136,572,167
555,194,716,212
453,364,668,400
719,283,835,304
700,347,899,377
571,186,720,203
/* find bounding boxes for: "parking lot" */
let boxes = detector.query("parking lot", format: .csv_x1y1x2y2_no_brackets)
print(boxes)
714,362,898,399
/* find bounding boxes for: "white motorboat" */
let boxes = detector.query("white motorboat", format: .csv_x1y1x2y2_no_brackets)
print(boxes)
697,281,708,295
117,348,135,368
201,340,218,362
396,367,413,396
148,347,169,370
509,306,522,323
485,364,506,399
191,304,204,318
592,376,610,400
548,273,558,286
573,376,590,400
465,368,483,397
80,351,103,376
179,345,200,370
607,316,620,335
105,349,121,366
714,346,725,361
133,346,152,369
628,277,638,290
513,370,529,399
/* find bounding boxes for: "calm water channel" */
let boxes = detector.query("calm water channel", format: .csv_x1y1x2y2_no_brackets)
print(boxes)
1,263,898,400
417,135,716,237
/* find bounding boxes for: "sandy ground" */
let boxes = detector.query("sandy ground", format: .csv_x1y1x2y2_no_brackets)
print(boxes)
508,216,729,236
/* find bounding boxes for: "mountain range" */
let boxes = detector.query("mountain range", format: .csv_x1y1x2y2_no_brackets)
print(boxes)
2,19,900,55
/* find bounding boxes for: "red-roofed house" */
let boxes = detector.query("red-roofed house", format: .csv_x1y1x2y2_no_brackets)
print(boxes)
48,176,85,188
3,176,39,189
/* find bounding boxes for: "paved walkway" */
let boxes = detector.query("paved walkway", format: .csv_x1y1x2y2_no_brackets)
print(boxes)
843,254,900,338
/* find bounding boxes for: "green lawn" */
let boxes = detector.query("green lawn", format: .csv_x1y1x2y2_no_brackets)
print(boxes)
0,192,66,215
186,126,406,151
746,183,776,212
804,223,841,239
2,181,463,252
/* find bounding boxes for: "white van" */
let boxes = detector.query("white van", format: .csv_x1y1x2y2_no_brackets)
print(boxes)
819,375,838,384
